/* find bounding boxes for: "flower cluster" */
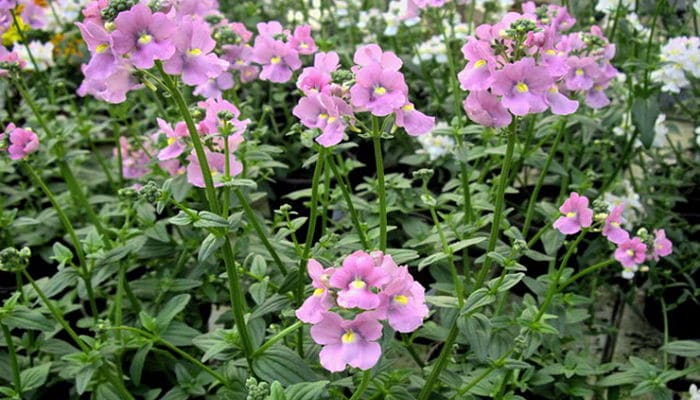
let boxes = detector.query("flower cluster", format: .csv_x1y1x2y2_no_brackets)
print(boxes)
76,0,317,102
554,192,673,279
296,250,428,372
116,98,248,187
458,2,618,127
416,122,455,160
1,123,39,160
293,44,435,147
650,36,700,93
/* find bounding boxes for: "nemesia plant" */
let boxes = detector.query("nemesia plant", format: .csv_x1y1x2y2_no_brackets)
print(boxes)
0,0,698,399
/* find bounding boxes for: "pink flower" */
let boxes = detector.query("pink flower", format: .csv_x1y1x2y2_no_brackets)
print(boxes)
463,90,512,128
156,118,188,160
457,39,497,91
252,35,301,83
193,72,235,98
288,25,317,55
352,44,402,72
584,83,611,109
329,250,391,309
111,4,176,70
76,21,118,80
310,312,382,372
186,149,243,188
197,97,249,136
77,62,141,104
163,17,229,86
5,123,39,160
651,229,672,261
544,85,578,115
563,56,598,91
553,192,593,235
116,136,150,179
602,204,629,245
295,259,336,324
491,57,552,116
292,92,352,147
614,237,647,268
296,51,339,94
375,257,428,333
394,103,435,136
350,64,408,117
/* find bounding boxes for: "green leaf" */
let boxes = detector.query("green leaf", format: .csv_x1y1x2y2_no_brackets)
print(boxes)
631,96,659,149
3,307,54,332
20,363,51,391
194,211,230,228
541,229,564,256
425,296,458,309
139,311,158,333
269,381,287,400
156,294,191,331
169,211,194,226
130,343,152,386
662,340,700,357
51,242,73,267
462,288,495,315
95,383,123,400
198,234,224,264
285,381,329,400
488,273,524,293
417,252,448,270
252,346,319,386
449,237,486,253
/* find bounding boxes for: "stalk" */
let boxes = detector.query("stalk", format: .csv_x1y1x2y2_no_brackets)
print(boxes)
1,323,22,398
326,156,370,250
371,128,387,251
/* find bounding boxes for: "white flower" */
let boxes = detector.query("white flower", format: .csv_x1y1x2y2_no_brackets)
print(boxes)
43,0,90,32
652,113,669,148
417,122,455,160
603,180,644,228
625,13,650,37
690,384,700,400
595,0,633,13
12,41,54,71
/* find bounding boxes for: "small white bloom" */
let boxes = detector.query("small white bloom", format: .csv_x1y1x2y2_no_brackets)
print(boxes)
595,0,633,13
12,41,54,71
690,384,700,400
417,122,455,160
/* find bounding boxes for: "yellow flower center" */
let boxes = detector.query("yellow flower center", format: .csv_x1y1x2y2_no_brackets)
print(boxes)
575,68,584,76
104,21,116,32
374,86,387,95
187,48,202,56
626,249,635,256
566,211,576,218
327,116,337,123
548,86,559,93
318,113,328,120
611,222,620,228
394,295,409,305
270,56,281,64
138,34,153,45
474,59,487,69
544,49,556,55
313,288,325,297
594,85,604,91
299,43,308,49
350,279,367,290
167,137,177,145
341,330,357,344
515,82,529,93
401,104,415,111
95,43,109,53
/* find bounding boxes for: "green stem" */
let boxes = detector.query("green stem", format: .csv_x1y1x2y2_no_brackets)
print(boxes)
253,321,303,358
22,270,89,353
233,188,287,275
12,76,107,239
222,240,254,366
1,323,22,397
522,120,566,236
452,349,515,399
296,151,326,357
417,322,459,400
349,370,373,400
327,156,370,250
661,298,669,369
558,259,616,290
474,123,518,288
429,207,463,307
372,131,387,251
22,162,98,320
109,326,228,386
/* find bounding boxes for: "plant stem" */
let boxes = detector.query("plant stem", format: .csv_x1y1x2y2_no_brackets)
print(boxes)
1,323,22,397
233,188,287,275
222,240,254,366
417,323,459,400
22,161,99,320
295,150,326,357
349,370,373,400
474,123,518,288
109,326,228,386
558,259,616,290
372,130,387,251
22,270,89,353
253,321,303,357
522,120,566,236
661,298,669,369
452,349,515,399
430,207,463,307
326,156,370,250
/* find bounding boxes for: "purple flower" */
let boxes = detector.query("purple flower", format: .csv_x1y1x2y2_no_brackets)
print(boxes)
376,260,428,333
193,72,235,98
651,229,672,261
350,64,408,117
111,4,176,69
584,83,611,109
329,250,391,310
197,97,249,136
295,259,336,324
545,85,578,115
296,51,339,94
156,118,188,160
163,17,228,86
5,123,39,160
463,90,512,128
563,56,598,91
292,92,352,147
288,25,317,55
186,149,243,188
77,62,141,103
602,204,629,245
352,44,402,71
76,21,118,80
553,192,593,235
457,39,497,91
394,103,435,136
252,35,301,83
310,312,382,372
614,237,647,268
491,57,552,116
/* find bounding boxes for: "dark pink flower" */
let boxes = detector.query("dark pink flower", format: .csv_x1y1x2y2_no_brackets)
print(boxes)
329,250,391,310
295,259,336,324
310,312,382,372
163,17,228,86
111,4,176,69
5,123,39,160
602,204,629,245
553,192,593,235
651,229,672,261
491,57,552,116
614,237,647,268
